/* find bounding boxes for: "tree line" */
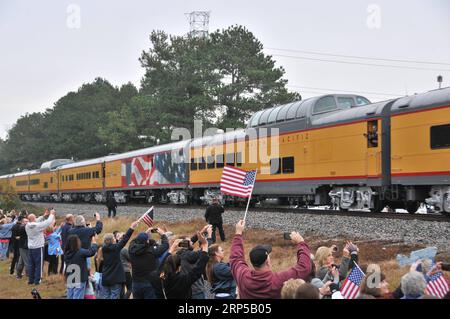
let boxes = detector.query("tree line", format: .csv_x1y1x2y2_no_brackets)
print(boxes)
0,25,299,174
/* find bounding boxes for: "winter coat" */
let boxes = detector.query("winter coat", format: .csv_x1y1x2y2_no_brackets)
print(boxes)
47,228,63,256
210,262,237,298
230,234,311,299
68,221,103,249
65,244,98,284
204,204,224,224
101,228,134,286
60,222,73,251
129,235,169,283
152,251,209,299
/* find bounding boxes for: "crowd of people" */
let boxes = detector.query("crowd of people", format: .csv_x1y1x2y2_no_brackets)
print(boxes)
0,205,449,300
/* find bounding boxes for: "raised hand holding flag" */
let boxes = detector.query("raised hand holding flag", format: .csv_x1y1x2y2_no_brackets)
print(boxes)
139,206,154,228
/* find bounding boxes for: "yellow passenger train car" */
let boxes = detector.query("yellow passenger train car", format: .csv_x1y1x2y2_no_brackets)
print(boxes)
1,88,449,215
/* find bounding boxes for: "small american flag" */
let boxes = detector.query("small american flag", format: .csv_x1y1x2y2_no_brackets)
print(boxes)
220,165,257,198
426,272,449,298
139,207,154,227
341,265,365,299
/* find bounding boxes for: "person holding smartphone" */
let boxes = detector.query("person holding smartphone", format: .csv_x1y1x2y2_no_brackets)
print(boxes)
128,227,170,299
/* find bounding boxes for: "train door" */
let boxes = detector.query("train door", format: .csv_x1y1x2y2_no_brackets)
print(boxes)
366,119,381,178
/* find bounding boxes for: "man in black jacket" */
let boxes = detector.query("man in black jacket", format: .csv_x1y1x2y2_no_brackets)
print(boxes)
100,219,140,299
15,218,29,279
10,216,24,275
129,227,169,299
59,214,74,274
205,198,225,243
106,193,118,218
68,214,103,249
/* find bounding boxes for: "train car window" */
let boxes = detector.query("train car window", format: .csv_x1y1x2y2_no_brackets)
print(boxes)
50,177,53,184
337,97,355,109
216,154,225,168
268,106,282,124
275,104,289,122
16,181,28,187
30,179,40,185
313,96,338,114
88,172,92,179
366,120,379,148
236,152,243,167
206,156,215,169
44,182,48,189
250,111,264,127
198,157,206,170
190,158,198,171
226,153,235,166
431,124,450,149
356,96,371,106
258,109,273,126
270,158,281,175
282,157,295,174
286,101,301,120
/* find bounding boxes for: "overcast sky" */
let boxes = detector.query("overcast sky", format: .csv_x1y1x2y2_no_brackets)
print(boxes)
1,0,450,139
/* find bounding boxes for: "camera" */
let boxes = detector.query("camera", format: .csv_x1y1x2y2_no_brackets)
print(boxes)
331,245,338,253
150,228,159,233
331,264,340,269
283,232,291,240
178,240,190,248
31,288,41,299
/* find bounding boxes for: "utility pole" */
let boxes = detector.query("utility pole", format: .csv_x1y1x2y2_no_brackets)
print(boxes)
186,11,210,38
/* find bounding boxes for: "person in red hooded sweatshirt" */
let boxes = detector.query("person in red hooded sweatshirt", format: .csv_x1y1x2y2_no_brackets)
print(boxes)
230,220,311,299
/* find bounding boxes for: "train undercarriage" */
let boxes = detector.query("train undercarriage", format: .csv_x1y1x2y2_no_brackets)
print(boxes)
17,183,450,216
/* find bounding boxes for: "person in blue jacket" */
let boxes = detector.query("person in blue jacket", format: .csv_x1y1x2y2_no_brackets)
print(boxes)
46,225,62,275
0,216,16,261
205,244,237,299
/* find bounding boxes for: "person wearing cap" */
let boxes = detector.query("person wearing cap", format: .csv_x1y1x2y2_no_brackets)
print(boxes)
230,220,311,299
128,227,169,299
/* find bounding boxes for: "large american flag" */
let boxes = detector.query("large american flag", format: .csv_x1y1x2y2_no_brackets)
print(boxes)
341,265,365,299
139,207,154,227
426,272,449,298
220,165,257,198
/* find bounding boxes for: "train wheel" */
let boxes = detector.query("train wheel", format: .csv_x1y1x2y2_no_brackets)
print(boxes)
405,201,420,214
370,197,384,213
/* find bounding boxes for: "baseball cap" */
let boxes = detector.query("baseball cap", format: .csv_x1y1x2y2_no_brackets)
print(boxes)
249,244,272,267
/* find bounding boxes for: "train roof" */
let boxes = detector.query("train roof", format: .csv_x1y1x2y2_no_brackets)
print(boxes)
247,94,372,128
391,86,450,114
190,129,246,149
57,139,191,170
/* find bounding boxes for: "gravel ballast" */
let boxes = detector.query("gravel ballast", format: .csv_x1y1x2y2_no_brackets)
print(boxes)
33,202,450,252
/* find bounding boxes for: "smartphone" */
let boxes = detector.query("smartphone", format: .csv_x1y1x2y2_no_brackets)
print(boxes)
150,228,158,233
283,232,291,240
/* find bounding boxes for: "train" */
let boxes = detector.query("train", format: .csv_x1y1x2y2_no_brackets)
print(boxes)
0,87,449,215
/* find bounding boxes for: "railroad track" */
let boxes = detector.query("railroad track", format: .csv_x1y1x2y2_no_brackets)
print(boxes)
32,202,449,222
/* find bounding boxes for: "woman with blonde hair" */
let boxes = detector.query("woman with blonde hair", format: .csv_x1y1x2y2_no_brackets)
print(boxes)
206,244,236,299
314,241,359,285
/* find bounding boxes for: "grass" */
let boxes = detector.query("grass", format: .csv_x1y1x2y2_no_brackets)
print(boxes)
0,216,448,298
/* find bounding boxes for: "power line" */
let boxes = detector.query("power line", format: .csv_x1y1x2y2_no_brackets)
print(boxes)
269,53,450,72
266,47,450,66
287,85,402,97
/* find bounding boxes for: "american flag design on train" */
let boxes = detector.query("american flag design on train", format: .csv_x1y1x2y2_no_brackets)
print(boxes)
121,152,187,187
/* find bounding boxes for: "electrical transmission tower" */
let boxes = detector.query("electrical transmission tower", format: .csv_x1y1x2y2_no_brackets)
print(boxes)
186,11,210,38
